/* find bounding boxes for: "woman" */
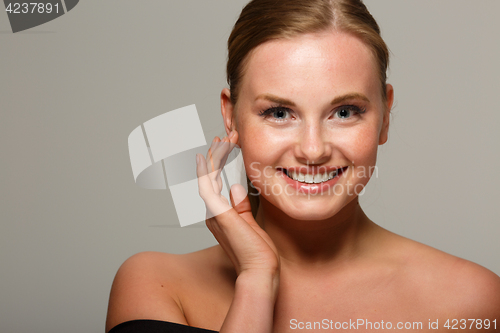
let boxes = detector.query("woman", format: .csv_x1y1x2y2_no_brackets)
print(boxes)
106,0,500,332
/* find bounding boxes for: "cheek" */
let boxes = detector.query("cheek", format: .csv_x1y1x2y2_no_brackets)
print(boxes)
334,113,382,163
350,127,379,163
238,123,276,179
336,125,380,187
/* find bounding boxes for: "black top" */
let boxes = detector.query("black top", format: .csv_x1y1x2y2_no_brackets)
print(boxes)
108,320,218,333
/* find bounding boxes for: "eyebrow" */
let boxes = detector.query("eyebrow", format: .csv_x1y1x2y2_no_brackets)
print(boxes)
255,92,370,106
254,94,296,106
330,93,370,105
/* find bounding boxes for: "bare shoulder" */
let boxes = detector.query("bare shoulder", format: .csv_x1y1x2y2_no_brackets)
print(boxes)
105,251,188,332
105,246,234,332
385,231,500,318
446,258,500,318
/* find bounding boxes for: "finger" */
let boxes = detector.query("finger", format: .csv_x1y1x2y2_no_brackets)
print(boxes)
196,153,212,196
209,131,238,176
211,138,228,188
209,149,215,174
230,184,254,224
217,171,223,192
216,147,230,175
228,130,239,146
206,137,226,193
197,153,221,198
229,183,276,254
210,137,236,192
197,153,232,217
211,137,232,173
207,137,220,173
203,205,270,270
218,132,239,173
207,137,226,189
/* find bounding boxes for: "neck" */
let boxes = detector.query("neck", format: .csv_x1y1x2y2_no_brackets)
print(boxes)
256,196,376,270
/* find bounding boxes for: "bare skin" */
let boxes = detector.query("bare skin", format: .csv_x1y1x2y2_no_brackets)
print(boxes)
106,31,500,332
106,230,500,332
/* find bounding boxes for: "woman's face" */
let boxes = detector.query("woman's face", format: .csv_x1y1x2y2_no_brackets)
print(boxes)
222,30,393,221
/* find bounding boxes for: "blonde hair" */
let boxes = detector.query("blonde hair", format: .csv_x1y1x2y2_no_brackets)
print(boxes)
226,0,390,217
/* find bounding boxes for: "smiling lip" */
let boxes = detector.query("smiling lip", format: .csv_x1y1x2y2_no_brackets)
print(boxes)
277,166,348,194
282,166,345,175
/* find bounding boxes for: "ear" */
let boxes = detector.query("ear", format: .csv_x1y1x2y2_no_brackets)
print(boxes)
379,84,394,145
221,87,236,135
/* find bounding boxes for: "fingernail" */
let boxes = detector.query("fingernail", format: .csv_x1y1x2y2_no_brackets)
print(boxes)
196,154,201,164
229,130,235,139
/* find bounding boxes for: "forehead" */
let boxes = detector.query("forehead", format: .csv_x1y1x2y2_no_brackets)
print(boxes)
240,31,380,102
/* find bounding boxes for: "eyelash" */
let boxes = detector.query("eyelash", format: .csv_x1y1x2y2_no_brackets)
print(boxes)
258,104,366,122
258,106,291,122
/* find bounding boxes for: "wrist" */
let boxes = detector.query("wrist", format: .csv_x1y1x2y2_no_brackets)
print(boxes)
236,269,280,301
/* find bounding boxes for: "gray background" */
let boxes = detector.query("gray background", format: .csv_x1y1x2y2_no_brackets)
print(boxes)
1,1,498,332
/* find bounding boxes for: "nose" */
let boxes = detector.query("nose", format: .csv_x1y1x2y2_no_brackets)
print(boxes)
295,123,331,164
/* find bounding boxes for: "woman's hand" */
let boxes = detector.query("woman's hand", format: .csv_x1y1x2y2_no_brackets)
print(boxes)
196,130,279,332
196,131,280,277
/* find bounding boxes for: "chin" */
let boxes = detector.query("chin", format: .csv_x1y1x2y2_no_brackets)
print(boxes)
273,194,356,221
288,209,337,221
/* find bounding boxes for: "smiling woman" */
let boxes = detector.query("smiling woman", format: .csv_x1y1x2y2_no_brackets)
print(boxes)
228,31,391,222
105,1,500,332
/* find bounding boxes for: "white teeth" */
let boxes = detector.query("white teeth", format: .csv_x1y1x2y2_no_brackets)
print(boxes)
313,174,322,183
304,174,314,183
286,169,341,183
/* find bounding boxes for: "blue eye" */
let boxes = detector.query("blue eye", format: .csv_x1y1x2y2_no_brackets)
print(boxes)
259,106,291,122
334,105,366,119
